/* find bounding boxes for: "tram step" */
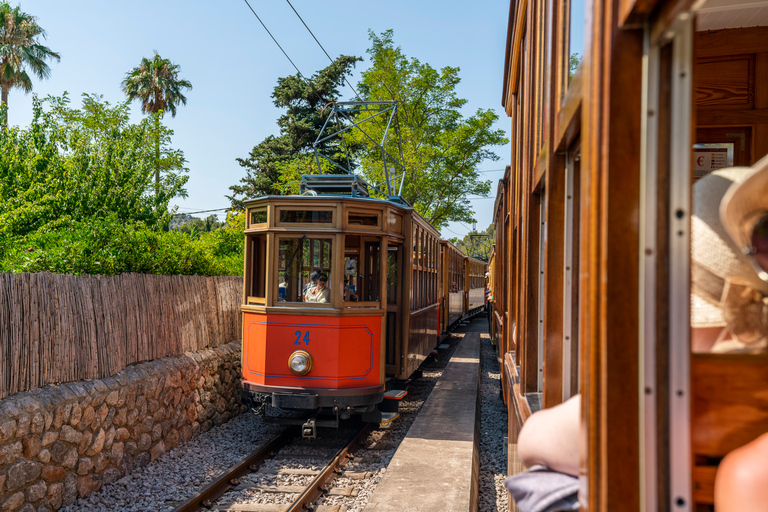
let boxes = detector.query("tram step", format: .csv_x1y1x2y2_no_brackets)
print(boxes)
380,411,400,424
233,484,358,496
383,389,407,400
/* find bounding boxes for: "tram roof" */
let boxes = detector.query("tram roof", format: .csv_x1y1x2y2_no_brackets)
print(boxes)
243,194,416,212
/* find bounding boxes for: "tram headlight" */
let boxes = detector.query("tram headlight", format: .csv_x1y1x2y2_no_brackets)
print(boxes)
288,350,313,376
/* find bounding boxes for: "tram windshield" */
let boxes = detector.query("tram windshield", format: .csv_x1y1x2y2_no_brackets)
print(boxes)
277,236,333,304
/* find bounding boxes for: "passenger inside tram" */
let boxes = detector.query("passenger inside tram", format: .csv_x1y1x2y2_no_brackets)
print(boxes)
304,273,329,303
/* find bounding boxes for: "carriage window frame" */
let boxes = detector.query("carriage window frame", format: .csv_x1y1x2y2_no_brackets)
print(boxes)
248,208,268,228
275,234,334,307
246,233,267,305
347,210,381,228
342,234,382,308
276,208,334,225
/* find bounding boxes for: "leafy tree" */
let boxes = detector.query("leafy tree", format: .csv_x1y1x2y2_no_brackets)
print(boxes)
351,30,506,230
0,93,188,239
569,53,581,79
455,223,495,260
122,52,192,195
176,214,224,235
229,55,361,207
0,1,59,127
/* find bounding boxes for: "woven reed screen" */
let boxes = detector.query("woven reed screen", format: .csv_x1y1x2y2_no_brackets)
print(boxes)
0,273,242,400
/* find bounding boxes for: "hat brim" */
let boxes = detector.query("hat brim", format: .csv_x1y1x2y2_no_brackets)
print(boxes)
691,291,725,328
721,154,768,251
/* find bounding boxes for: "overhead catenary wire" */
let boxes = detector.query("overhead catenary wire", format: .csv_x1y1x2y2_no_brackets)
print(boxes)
284,0,360,99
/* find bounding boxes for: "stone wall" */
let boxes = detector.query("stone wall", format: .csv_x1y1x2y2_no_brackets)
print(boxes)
0,341,245,512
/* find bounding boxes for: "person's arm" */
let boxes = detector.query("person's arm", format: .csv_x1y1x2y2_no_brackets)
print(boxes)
517,394,581,476
715,432,768,512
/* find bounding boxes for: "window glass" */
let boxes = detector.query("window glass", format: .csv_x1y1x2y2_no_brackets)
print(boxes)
387,246,398,305
565,0,585,91
277,237,333,304
343,236,381,303
250,209,267,226
248,234,267,300
279,210,333,224
348,213,379,226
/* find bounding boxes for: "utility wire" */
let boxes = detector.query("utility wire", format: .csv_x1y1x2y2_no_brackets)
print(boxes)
242,0,308,84
177,208,230,215
284,0,360,99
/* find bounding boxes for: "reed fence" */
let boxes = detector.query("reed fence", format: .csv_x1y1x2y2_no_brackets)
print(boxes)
0,272,242,400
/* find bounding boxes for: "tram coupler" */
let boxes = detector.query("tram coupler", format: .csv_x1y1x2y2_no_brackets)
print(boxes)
302,416,317,438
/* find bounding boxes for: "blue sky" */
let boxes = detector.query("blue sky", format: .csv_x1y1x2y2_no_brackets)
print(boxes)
14,0,581,240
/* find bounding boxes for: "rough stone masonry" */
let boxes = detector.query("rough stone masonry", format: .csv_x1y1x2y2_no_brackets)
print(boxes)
0,341,245,512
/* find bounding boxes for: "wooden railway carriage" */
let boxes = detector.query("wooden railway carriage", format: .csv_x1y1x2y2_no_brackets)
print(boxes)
239,184,445,434
496,0,768,509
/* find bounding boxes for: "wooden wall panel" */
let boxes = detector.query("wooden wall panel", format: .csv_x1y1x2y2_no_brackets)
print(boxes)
695,57,754,108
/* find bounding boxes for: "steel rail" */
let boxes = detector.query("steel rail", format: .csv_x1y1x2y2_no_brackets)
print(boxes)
287,423,372,512
170,427,297,512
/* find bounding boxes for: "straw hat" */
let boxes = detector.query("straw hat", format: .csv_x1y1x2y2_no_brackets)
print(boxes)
691,167,768,328
721,153,768,281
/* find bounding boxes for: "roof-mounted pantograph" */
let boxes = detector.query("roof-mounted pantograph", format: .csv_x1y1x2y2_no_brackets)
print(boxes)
311,101,408,200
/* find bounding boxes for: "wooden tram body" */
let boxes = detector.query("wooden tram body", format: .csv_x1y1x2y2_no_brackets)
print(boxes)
239,189,486,433
494,0,768,509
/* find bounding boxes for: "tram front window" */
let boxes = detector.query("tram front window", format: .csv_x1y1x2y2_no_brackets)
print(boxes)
277,236,333,304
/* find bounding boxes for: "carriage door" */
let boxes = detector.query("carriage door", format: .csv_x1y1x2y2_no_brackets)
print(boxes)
385,243,402,377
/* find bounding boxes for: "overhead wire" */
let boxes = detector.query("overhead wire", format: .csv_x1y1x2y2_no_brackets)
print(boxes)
242,0,310,85
284,0,360,99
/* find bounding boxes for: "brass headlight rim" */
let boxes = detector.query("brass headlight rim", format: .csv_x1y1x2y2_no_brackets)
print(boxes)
288,350,314,376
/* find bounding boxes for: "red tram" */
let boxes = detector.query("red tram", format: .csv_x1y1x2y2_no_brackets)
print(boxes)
239,176,486,436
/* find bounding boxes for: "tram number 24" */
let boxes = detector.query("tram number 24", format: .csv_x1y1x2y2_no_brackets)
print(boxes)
293,331,311,345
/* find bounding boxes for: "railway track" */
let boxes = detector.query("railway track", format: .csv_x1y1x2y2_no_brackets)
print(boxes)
170,423,373,512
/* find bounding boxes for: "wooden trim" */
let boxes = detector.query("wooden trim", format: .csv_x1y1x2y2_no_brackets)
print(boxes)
542,160,565,409
242,305,385,317
697,108,768,125
532,143,548,193
695,26,768,59
507,0,529,104
554,67,583,153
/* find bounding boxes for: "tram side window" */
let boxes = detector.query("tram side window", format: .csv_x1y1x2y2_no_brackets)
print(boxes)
248,234,267,300
277,236,333,304
343,235,381,303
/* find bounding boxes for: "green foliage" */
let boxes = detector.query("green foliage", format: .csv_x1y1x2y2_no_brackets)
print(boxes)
122,52,192,117
455,223,495,260
0,93,243,276
0,1,60,124
352,30,507,230
176,214,224,235
229,55,361,206
1,215,241,276
569,53,581,79
0,93,188,239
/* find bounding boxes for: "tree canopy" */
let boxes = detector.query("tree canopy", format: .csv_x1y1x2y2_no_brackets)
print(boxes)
122,52,192,117
0,1,59,126
228,55,361,206
453,223,495,261
352,30,506,230
0,93,242,276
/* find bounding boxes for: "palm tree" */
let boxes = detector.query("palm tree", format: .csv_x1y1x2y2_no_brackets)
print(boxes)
0,2,60,128
122,52,192,196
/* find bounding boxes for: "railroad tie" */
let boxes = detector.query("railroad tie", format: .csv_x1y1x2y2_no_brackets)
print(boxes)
212,505,345,512
233,483,358,496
